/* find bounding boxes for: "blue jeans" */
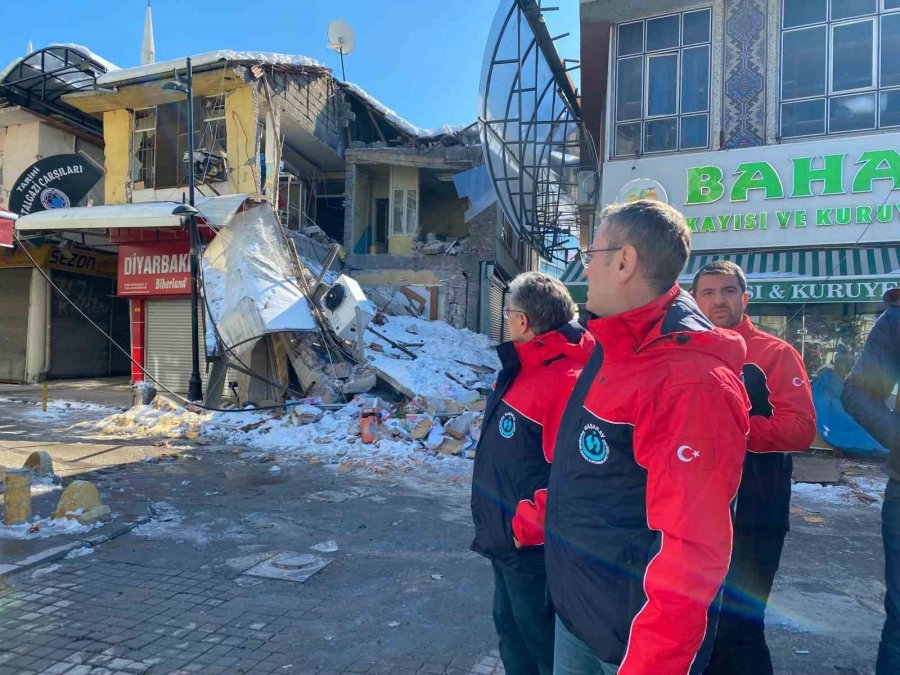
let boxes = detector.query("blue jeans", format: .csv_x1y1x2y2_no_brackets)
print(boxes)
492,562,555,675
553,616,618,675
878,478,900,675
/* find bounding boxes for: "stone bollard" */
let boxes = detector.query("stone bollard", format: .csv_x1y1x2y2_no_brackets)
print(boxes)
23,451,54,477
53,480,111,525
4,468,32,525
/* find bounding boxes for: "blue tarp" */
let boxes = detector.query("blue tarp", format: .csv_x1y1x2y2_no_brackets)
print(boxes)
812,367,888,456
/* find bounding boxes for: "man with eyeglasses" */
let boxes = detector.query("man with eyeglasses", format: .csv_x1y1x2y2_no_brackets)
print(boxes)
471,271,594,675
545,200,750,675
691,260,816,675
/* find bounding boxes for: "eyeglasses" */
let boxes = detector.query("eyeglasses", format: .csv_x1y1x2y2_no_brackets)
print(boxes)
579,247,623,267
503,306,527,320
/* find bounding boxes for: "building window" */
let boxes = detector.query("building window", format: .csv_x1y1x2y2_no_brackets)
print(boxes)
780,0,900,138
132,107,156,189
613,8,712,157
196,95,228,182
391,189,418,235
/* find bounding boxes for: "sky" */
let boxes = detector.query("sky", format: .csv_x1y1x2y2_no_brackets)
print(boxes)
0,0,581,131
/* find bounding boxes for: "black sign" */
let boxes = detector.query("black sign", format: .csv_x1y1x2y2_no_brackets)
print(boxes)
9,154,103,216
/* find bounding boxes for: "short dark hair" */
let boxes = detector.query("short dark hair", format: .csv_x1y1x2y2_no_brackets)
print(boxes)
692,260,748,294
600,200,691,292
508,271,576,335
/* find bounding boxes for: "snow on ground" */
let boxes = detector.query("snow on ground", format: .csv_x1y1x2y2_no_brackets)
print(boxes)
0,397,121,422
792,471,886,507
0,515,104,540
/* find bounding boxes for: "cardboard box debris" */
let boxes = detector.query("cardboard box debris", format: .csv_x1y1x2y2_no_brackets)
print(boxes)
444,412,479,441
435,437,465,455
404,415,434,440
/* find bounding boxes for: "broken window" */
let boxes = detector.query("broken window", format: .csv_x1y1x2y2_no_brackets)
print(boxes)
196,95,228,182
391,188,418,236
132,107,157,190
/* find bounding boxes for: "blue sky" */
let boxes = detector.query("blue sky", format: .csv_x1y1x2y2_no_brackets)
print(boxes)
0,0,580,130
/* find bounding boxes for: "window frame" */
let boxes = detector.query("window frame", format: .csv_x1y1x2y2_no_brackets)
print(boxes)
779,0,900,139
131,107,157,190
390,188,418,236
611,7,713,159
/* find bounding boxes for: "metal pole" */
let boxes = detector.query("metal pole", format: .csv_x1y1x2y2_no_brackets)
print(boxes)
186,57,203,402
339,48,346,81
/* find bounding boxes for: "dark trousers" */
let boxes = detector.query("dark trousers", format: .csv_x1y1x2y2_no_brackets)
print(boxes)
878,478,900,675
705,528,786,675
492,561,555,675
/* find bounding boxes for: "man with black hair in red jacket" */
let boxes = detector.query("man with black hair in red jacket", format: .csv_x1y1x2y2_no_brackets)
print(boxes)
692,260,816,675
471,271,594,675
545,201,750,675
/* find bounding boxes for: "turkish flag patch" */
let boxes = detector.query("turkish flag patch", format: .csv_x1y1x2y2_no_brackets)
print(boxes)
668,440,716,471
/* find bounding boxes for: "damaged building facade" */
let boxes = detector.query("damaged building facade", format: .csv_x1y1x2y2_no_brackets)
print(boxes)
36,49,532,392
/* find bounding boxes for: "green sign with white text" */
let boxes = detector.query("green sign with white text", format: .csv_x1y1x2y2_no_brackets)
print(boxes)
601,133,900,251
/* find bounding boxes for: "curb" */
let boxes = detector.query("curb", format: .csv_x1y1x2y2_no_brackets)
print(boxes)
0,515,150,579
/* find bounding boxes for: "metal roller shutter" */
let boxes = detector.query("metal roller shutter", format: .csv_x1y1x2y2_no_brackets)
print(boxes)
48,270,116,379
0,269,31,382
145,299,212,396
488,276,507,344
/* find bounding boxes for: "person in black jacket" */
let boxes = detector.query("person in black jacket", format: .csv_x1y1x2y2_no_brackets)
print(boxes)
842,287,900,675
471,271,594,675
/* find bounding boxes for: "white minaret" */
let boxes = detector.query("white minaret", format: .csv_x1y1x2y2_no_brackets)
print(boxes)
141,0,155,65
26,40,33,55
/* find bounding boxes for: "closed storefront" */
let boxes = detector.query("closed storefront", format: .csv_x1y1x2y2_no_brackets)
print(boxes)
0,268,31,382
0,244,126,383
144,298,212,396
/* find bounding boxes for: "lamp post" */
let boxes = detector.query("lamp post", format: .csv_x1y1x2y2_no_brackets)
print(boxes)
163,57,202,402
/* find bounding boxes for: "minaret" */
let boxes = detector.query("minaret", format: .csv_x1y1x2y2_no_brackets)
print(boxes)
141,0,155,65
26,40,33,55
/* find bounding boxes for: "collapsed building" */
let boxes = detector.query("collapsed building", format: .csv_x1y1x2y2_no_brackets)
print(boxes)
11,44,536,395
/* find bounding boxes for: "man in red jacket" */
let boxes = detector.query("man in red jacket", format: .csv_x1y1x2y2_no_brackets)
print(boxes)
692,260,816,675
545,200,750,675
471,271,594,675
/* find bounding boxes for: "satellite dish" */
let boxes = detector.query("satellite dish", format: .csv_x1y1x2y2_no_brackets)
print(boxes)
328,20,355,56
327,19,355,80
480,1,595,265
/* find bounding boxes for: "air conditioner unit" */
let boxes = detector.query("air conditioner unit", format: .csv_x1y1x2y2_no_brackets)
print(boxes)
320,275,376,342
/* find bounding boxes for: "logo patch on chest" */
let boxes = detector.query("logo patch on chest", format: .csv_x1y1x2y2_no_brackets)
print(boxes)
498,412,516,439
579,424,610,464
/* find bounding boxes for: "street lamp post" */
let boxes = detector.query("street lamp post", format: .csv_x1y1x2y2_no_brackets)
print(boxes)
164,57,203,402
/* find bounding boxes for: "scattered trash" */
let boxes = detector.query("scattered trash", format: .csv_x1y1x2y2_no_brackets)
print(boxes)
387,621,401,627
270,465,282,474
431,574,444,580
180,480,192,486
796,650,810,655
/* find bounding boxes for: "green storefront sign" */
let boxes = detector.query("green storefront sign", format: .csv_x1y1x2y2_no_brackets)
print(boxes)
565,277,898,306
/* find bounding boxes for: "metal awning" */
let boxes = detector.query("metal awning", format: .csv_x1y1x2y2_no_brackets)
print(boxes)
14,194,251,233
563,246,900,304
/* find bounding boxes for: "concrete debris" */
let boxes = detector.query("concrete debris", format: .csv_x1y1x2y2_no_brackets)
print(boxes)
291,405,324,426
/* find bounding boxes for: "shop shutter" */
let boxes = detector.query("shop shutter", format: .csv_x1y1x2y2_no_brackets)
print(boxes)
488,276,507,343
145,299,213,396
0,269,31,382
48,270,119,379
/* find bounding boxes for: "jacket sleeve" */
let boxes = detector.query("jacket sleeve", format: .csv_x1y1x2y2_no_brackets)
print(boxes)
841,313,900,452
511,369,577,547
619,378,749,675
748,344,816,454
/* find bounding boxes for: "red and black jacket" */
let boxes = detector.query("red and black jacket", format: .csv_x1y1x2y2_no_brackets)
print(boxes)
732,315,816,530
471,321,594,576
545,288,750,675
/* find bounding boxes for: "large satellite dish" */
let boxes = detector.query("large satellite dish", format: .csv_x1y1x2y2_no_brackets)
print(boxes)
480,0,594,264
327,19,355,80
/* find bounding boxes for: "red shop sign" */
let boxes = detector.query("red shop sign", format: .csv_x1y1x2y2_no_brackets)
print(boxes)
117,243,192,296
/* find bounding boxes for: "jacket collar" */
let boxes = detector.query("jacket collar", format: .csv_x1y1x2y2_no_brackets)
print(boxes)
587,286,713,356
508,321,593,367
732,314,758,339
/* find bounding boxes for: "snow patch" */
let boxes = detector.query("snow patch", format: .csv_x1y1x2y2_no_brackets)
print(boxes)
0,516,103,540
